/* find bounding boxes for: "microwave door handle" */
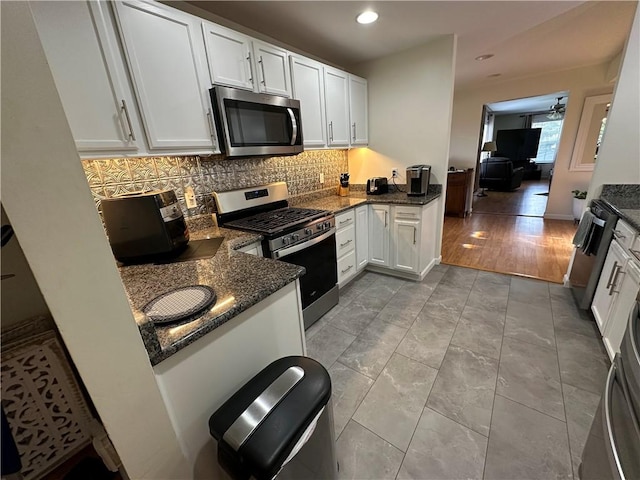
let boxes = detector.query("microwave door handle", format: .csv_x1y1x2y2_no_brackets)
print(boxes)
287,108,298,145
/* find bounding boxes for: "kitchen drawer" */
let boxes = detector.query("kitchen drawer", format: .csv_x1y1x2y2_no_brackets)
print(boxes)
393,206,421,220
336,224,355,257
335,209,355,230
614,220,637,251
337,249,356,285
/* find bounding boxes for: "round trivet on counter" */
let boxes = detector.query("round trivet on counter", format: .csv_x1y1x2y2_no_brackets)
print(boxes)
142,285,216,324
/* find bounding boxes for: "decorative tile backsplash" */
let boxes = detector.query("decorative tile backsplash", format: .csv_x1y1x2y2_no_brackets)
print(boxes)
82,150,349,216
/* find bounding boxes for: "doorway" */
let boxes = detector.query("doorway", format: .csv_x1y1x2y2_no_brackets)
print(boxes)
474,92,568,217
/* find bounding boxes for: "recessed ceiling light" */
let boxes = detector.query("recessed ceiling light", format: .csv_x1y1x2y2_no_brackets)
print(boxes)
488,73,502,78
475,54,494,61
356,11,379,24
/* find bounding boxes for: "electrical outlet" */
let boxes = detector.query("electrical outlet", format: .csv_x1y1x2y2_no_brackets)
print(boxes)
391,168,399,178
184,186,197,209
319,173,324,183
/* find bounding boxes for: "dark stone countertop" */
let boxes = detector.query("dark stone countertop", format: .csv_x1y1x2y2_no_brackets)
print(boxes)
600,184,640,232
292,184,442,213
119,219,305,366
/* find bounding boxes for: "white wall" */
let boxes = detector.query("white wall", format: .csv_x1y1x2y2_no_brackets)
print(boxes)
0,3,189,478
450,63,614,219
348,35,457,257
587,4,640,199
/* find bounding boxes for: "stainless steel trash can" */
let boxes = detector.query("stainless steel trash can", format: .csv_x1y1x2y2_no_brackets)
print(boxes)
209,356,338,480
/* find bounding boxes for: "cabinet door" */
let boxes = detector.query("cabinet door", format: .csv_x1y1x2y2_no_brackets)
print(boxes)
603,260,640,360
324,67,350,147
202,22,254,91
355,205,369,271
113,0,217,150
369,205,390,267
253,41,290,97
349,75,368,146
31,1,141,153
392,208,421,274
290,56,326,148
592,240,629,334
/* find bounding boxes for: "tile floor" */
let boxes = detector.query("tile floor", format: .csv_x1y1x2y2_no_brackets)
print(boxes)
305,265,610,480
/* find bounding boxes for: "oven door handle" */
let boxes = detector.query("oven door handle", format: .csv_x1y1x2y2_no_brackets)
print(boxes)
273,228,335,259
603,358,626,480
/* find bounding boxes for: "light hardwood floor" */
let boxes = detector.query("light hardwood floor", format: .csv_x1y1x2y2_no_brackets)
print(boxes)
474,179,550,217
441,213,577,284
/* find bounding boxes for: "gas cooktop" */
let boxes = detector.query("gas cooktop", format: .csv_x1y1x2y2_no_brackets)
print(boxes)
223,207,330,235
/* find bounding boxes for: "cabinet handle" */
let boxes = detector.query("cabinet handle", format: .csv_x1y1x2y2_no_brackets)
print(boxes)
608,263,623,296
352,122,356,141
206,109,216,138
340,239,353,247
341,265,353,274
120,99,136,141
413,226,417,245
247,53,254,84
384,211,387,227
613,229,626,240
338,218,352,226
258,55,266,85
329,121,334,141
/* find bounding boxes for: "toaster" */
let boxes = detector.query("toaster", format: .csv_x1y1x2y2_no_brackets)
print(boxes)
367,177,388,195
101,190,189,263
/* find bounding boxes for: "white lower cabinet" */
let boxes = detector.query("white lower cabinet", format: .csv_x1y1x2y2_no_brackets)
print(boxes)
367,201,438,280
236,241,262,257
603,259,640,359
592,236,640,361
392,207,421,274
369,205,390,267
592,240,628,335
355,205,369,271
335,210,356,287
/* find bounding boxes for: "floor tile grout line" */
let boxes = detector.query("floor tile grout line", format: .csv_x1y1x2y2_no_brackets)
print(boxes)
331,360,376,440
348,417,407,475
502,333,559,354
493,393,569,425
547,283,578,480
482,277,510,480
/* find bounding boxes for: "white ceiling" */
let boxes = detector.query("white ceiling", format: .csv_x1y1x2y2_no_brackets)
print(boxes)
182,0,636,88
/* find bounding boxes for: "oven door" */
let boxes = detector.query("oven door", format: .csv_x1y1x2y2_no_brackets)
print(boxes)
274,229,338,317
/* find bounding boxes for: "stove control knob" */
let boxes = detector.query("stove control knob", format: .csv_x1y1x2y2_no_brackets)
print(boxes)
304,228,312,235
317,223,323,231
324,221,332,229
292,234,300,241
282,236,291,245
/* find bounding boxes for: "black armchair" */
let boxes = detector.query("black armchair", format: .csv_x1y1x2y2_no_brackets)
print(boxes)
479,157,524,191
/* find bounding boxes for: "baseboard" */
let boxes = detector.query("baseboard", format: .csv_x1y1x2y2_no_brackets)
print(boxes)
544,213,575,221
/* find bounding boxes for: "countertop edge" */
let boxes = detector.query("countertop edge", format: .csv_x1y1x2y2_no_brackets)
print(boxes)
600,198,640,232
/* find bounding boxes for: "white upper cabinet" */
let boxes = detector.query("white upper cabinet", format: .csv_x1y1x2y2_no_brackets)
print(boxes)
324,67,350,147
30,1,142,154
202,22,254,91
113,0,218,151
349,75,368,146
252,41,291,97
290,55,327,148
202,25,291,97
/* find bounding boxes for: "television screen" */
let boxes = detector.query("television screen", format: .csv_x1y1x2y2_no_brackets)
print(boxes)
495,128,542,161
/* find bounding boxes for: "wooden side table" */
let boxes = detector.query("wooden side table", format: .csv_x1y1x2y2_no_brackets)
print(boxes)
445,168,474,217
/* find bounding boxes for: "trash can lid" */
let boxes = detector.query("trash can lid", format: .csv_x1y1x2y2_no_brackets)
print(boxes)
209,356,331,480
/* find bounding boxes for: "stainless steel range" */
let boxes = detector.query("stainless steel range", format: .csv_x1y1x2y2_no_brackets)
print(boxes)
213,182,338,329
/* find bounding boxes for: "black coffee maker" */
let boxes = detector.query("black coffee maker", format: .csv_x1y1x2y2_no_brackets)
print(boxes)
406,165,432,196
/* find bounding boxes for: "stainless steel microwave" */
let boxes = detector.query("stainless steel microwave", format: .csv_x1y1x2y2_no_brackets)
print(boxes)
210,86,303,158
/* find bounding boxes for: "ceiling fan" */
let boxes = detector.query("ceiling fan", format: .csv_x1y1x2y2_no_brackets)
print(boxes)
547,97,566,120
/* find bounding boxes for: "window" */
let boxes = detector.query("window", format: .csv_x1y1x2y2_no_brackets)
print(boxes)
531,115,563,164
